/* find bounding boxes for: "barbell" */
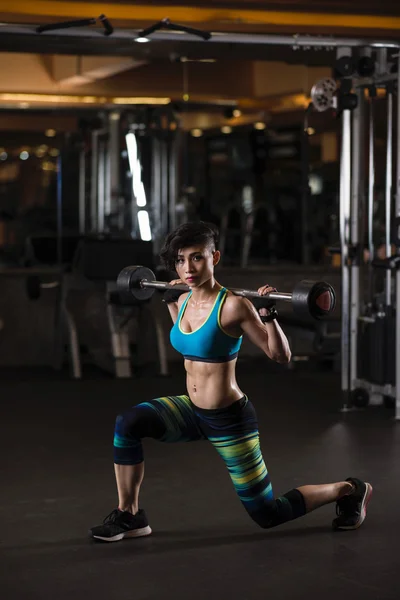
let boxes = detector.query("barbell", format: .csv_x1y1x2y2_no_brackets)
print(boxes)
117,266,336,320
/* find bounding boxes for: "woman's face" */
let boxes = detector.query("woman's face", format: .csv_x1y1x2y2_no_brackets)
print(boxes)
175,244,220,287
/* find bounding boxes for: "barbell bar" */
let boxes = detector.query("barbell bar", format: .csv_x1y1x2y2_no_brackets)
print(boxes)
117,266,336,320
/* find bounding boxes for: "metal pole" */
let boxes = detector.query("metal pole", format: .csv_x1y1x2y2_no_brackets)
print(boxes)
161,136,169,237
139,278,296,302
97,139,105,233
349,88,365,393
385,91,393,306
396,61,400,420
340,108,352,410
90,130,99,233
104,143,111,233
12,25,400,49
109,112,120,227
56,153,63,267
367,92,375,303
78,145,86,235
301,108,312,265
151,138,162,252
168,132,179,233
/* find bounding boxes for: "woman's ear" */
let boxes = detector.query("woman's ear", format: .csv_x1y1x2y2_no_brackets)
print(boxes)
213,250,221,266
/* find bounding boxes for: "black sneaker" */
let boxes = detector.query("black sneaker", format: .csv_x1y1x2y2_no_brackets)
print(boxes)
332,477,373,531
89,509,152,542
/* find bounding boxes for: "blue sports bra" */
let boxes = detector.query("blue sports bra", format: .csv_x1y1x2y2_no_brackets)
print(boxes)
170,287,242,363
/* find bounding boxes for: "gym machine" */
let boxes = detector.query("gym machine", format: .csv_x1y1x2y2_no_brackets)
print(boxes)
311,48,400,418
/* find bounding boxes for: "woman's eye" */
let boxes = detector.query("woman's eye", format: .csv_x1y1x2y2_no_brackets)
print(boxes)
193,255,203,261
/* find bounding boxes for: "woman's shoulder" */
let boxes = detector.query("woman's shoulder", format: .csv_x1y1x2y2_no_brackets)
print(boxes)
222,290,249,314
177,292,190,307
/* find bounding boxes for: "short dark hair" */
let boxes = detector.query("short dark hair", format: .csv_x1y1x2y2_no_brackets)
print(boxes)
160,221,219,271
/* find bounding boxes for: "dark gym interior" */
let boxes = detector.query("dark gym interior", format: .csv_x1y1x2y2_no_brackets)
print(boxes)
1,2,400,599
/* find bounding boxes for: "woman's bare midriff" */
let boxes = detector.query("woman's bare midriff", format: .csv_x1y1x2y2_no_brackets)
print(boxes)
184,358,244,409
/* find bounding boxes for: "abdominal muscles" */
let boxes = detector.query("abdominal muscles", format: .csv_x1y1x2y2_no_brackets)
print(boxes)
185,358,243,409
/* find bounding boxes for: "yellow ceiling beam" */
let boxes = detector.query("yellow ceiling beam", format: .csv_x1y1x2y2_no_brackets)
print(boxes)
0,91,310,114
0,93,171,106
0,1,400,31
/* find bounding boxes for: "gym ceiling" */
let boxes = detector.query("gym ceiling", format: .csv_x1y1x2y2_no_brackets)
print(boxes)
0,0,398,130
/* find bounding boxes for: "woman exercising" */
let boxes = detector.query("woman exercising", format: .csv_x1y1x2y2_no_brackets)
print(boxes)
90,221,372,542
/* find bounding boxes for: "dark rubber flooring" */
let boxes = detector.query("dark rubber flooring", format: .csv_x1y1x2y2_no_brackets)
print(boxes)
1,360,399,600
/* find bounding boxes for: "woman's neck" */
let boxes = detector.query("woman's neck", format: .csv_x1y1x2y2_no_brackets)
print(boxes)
189,279,222,305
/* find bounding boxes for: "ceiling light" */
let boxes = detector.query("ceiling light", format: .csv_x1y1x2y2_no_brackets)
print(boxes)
306,127,316,135
221,126,232,134
45,129,56,138
233,109,242,118
49,148,60,157
112,97,171,105
181,57,216,63
135,37,150,43
191,129,203,138
0,152,7,161
254,122,266,131
19,151,29,160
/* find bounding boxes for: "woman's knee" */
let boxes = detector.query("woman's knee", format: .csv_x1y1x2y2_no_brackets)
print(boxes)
115,408,139,438
114,404,165,440
247,489,307,529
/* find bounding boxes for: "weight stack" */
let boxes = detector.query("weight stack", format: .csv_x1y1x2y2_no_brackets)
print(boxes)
385,310,396,385
357,315,387,385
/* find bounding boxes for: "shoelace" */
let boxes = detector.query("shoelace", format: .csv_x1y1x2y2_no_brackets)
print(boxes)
102,508,121,524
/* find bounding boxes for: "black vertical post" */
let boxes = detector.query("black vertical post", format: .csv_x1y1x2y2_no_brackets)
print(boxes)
56,152,63,267
300,105,312,265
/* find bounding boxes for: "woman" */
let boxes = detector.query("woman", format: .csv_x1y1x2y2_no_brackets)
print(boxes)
90,221,372,542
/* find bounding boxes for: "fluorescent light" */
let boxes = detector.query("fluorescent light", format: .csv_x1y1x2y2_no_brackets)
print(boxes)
135,37,150,43
136,181,147,207
125,132,137,172
126,132,147,207
138,210,152,240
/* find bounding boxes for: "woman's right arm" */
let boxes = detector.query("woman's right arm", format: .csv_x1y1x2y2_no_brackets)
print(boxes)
165,301,179,323
163,280,187,324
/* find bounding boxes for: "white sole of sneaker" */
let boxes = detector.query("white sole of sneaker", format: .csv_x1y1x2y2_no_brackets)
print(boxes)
336,482,373,530
92,525,152,542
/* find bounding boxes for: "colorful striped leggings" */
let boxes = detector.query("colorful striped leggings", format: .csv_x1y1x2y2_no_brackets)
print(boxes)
113,395,306,529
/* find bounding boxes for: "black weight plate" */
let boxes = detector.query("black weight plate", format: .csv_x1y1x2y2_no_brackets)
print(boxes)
117,266,155,301
292,280,336,320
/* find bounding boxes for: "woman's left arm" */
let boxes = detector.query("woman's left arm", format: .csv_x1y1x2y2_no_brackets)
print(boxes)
229,296,291,363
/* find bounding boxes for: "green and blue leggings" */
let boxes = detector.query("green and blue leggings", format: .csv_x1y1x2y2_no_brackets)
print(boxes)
113,395,306,528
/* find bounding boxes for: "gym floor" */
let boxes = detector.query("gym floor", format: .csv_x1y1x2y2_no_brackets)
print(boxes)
1,360,398,600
